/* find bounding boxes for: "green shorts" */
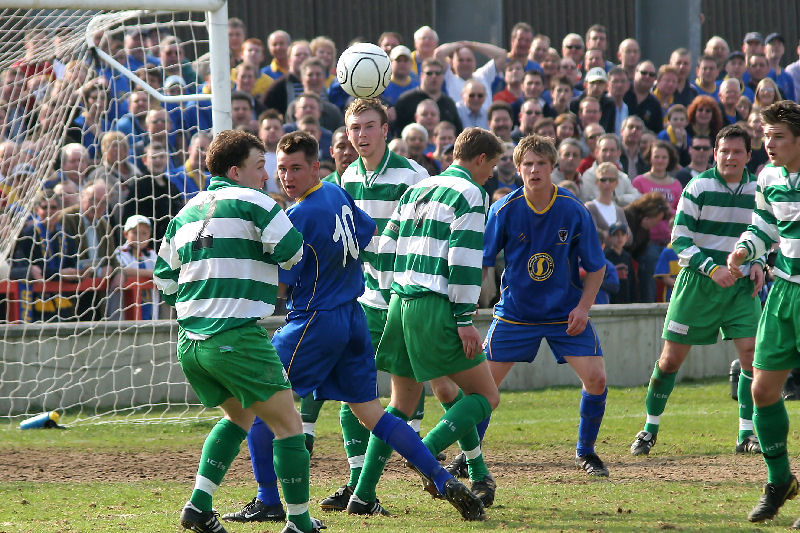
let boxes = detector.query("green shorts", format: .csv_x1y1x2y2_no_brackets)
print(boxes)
177,323,290,408
754,278,800,371
375,292,486,382
662,268,761,345
361,303,388,351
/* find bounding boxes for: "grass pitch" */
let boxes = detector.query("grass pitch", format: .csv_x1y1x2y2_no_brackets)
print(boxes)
3,379,800,532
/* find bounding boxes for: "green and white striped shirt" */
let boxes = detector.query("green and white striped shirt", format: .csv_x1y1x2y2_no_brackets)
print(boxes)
672,166,762,277
737,164,800,284
153,176,303,338
378,164,489,327
339,148,428,310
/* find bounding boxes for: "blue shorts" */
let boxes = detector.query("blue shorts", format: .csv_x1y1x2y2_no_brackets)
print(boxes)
484,317,603,364
272,300,378,403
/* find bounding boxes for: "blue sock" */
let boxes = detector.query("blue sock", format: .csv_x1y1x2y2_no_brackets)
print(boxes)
248,417,281,507
576,388,607,457
476,415,491,441
372,411,453,494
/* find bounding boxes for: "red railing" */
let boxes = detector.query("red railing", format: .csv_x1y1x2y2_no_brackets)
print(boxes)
0,277,155,322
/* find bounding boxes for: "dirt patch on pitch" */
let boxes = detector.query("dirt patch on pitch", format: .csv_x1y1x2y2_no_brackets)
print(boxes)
0,446,762,485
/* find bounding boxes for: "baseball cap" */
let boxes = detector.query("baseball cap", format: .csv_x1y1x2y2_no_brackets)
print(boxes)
727,50,746,62
765,33,785,45
164,75,187,88
585,67,608,83
124,214,151,232
389,45,412,60
743,32,763,44
608,222,628,235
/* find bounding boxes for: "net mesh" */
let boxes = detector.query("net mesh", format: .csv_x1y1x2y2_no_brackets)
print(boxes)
0,8,219,425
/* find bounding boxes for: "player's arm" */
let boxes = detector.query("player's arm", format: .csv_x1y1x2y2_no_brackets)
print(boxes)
567,265,604,336
671,187,729,285
259,203,304,270
728,182,780,278
568,208,607,335
153,231,181,307
376,207,401,293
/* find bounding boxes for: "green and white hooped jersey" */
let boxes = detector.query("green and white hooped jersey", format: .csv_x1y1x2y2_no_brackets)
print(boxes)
339,148,428,310
154,176,303,338
378,164,489,327
737,164,800,283
672,166,761,278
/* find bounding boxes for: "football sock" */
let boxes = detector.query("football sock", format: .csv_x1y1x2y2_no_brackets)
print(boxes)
643,361,677,436
340,402,370,488
753,399,792,485
476,415,491,441
441,390,488,481
576,387,607,457
247,417,281,507
190,418,248,511
408,389,426,434
423,394,492,460
273,434,312,532
370,410,453,494
300,396,325,453
354,406,406,502
737,369,755,442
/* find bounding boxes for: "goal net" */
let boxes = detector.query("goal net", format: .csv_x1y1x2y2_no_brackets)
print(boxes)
0,3,230,426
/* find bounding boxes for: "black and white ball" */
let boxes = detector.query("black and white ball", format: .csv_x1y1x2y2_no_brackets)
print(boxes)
336,43,392,99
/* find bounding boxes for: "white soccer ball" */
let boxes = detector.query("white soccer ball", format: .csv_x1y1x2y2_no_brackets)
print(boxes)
336,43,392,99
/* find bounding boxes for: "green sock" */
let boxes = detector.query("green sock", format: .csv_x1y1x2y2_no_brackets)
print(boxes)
353,406,407,503
738,369,755,443
754,399,792,485
190,418,248,511
423,394,492,458
440,390,488,481
409,389,426,435
340,403,370,487
273,434,312,532
643,361,677,436
300,396,325,451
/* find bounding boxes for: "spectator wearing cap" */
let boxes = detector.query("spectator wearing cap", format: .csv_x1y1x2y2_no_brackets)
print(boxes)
570,66,616,133
434,39,507,110
624,60,663,134
742,32,764,63
725,50,748,86
382,45,420,106
785,39,800,101
604,221,636,303
483,142,520,198
116,214,160,320
763,33,796,101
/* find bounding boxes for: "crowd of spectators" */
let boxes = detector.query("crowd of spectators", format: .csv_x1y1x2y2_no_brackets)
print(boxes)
2,16,799,322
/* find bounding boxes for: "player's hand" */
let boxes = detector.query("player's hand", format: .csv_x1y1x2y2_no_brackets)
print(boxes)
750,263,765,298
457,325,482,360
711,266,736,288
566,305,589,336
727,248,748,278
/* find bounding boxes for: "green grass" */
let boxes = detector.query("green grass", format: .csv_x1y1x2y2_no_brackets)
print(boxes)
4,379,800,532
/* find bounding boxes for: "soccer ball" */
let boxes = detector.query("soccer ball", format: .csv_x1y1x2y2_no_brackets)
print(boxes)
336,43,392,99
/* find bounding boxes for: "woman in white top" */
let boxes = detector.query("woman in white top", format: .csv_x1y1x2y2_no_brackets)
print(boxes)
585,161,631,246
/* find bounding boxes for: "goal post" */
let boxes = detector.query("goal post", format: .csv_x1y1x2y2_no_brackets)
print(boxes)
0,1,233,425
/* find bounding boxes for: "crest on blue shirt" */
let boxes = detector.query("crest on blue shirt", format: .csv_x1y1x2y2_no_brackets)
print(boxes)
527,253,554,281
558,228,568,242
